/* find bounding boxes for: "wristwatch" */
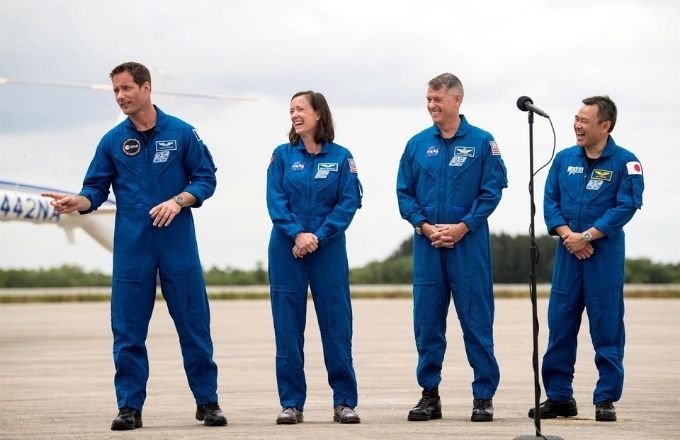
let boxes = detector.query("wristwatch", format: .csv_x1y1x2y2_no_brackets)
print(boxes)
173,194,186,207
415,222,425,235
582,231,593,242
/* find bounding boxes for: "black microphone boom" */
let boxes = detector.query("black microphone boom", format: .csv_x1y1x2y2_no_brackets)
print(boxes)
516,96,550,118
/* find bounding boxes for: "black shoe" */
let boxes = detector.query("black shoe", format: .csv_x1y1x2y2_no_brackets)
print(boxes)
528,398,578,419
196,402,227,426
471,399,493,422
111,407,142,430
276,407,303,424
333,405,361,424
595,400,617,422
408,389,442,421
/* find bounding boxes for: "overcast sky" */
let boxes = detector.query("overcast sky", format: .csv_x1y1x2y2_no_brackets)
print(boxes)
1,0,678,273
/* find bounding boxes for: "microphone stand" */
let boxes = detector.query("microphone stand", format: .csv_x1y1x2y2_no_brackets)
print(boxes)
514,110,564,440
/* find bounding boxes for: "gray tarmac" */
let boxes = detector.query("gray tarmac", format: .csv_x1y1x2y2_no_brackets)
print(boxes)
1,298,678,440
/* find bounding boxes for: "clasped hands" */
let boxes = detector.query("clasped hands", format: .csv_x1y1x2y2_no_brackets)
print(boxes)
422,223,469,248
293,232,319,259
561,231,594,260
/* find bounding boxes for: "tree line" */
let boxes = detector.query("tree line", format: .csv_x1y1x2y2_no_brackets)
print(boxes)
1,234,678,287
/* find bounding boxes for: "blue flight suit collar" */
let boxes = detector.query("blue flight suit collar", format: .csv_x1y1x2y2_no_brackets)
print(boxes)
429,114,471,140
292,139,331,156
122,105,169,132
577,134,618,159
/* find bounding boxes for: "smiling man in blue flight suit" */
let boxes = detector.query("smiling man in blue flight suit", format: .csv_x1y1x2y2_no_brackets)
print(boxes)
529,95,644,423
43,62,226,430
397,73,507,423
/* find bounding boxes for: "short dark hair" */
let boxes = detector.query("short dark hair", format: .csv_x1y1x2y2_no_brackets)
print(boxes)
109,62,151,88
428,73,464,97
288,91,335,144
582,95,617,132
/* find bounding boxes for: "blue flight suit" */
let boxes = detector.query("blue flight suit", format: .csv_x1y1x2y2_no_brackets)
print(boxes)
396,116,507,399
266,140,362,411
542,135,644,404
78,106,219,411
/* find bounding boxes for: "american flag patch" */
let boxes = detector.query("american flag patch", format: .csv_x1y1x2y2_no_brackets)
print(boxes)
348,158,358,173
490,141,501,156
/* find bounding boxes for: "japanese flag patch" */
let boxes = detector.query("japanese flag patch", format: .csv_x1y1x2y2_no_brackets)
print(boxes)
626,161,642,175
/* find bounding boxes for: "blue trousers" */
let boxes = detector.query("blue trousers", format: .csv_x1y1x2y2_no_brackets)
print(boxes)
110,209,219,410
268,229,358,410
542,237,625,404
412,231,499,399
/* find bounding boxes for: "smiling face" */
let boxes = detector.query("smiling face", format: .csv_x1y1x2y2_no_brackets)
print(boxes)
290,94,319,139
426,85,462,126
111,70,151,116
574,104,611,150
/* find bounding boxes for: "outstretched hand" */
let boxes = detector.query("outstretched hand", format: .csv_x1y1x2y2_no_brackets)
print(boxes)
41,192,91,214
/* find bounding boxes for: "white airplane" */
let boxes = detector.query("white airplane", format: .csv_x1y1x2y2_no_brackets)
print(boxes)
0,73,254,252
0,180,116,251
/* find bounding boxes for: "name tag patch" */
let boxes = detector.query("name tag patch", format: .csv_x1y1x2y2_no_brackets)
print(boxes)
455,147,475,157
318,163,339,172
591,169,613,181
156,140,177,151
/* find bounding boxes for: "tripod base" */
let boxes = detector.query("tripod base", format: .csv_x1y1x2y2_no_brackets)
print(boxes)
514,436,564,440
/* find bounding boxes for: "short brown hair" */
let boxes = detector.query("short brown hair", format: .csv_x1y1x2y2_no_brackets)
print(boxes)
109,62,151,88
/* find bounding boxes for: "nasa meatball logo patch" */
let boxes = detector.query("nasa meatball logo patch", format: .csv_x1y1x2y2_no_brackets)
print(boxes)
122,138,141,156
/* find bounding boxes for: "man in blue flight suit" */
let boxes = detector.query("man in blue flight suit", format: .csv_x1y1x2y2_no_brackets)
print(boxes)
43,62,226,430
397,73,507,422
529,95,644,422
267,91,363,425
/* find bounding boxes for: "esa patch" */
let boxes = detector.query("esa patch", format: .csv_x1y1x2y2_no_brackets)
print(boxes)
156,140,177,151
449,156,467,167
122,138,141,156
586,179,604,190
455,146,475,157
591,169,613,181
626,161,643,175
153,151,170,163
291,161,305,171
426,146,440,157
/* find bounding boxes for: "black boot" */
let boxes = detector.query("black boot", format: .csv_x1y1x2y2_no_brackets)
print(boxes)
196,402,228,426
595,400,617,422
528,398,578,419
408,388,442,421
471,399,494,422
111,407,142,430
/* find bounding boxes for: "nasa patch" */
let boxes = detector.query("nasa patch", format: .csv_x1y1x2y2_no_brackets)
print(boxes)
122,138,141,156
426,146,440,157
291,161,305,171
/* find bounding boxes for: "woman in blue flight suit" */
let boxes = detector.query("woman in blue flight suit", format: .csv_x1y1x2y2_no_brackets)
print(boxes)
266,91,363,425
